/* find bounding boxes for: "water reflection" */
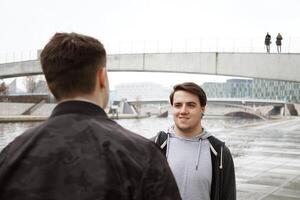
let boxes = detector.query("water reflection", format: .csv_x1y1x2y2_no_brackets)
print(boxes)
0,117,260,151
0,122,41,150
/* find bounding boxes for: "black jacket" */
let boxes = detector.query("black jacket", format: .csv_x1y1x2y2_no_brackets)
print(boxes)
276,34,283,45
153,131,236,200
0,101,181,200
265,34,271,45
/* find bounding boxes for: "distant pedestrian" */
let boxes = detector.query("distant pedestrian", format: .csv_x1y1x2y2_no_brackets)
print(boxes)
276,33,283,53
265,32,271,53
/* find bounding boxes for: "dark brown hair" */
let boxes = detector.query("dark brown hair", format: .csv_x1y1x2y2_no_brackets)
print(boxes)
40,32,106,100
169,82,207,106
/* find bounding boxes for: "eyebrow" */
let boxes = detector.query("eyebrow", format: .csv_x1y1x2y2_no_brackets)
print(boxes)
174,101,197,104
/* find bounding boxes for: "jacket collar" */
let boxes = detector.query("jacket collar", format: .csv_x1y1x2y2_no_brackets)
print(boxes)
50,100,108,118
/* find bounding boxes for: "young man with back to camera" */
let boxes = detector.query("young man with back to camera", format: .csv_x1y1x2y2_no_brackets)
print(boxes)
0,32,181,200
153,82,236,200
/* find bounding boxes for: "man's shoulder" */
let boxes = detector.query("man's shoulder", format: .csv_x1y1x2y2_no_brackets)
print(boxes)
152,131,226,147
208,135,234,159
113,124,159,152
2,115,156,157
1,122,43,153
0,116,163,173
80,116,163,159
207,135,224,147
151,131,167,143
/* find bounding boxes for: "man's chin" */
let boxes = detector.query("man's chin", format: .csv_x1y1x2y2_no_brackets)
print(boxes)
176,125,192,133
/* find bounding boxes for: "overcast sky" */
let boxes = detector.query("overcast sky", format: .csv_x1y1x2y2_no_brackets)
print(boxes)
1,0,299,88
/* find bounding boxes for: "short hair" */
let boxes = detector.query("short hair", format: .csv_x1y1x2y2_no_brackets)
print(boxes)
169,82,207,106
40,32,106,100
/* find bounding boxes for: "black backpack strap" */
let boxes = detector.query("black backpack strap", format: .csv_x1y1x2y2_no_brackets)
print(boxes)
208,136,224,150
152,131,168,155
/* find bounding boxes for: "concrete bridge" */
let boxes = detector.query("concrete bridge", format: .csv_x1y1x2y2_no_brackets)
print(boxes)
1,52,300,82
125,98,286,106
119,98,294,119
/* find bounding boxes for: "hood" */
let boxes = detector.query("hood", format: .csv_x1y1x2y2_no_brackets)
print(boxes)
166,125,211,170
167,125,211,141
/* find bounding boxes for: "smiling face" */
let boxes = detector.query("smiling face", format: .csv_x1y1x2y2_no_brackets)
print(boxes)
172,90,205,137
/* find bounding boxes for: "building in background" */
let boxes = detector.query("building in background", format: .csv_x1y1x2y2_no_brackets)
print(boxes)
114,82,170,102
3,76,300,103
34,80,49,94
7,79,17,94
226,79,253,98
202,78,300,102
109,90,118,107
202,79,253,98
252,79,300,102
7,79,27,94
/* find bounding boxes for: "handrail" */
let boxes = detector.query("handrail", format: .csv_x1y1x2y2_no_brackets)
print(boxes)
1,37,300,63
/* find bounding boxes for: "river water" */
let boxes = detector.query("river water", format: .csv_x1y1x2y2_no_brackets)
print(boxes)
0,116,259,151
1,116,300,199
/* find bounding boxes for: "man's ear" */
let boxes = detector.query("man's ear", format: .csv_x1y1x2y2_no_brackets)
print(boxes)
98,67,107,89
201,106,206,113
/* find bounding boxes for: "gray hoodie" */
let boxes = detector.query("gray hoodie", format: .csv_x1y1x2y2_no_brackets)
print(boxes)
165,126,212,200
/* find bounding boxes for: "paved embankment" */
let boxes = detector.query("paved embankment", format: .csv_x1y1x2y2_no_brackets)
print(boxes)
214,117,300,200
0,115,47,122
0,102,55,122
0,103,150,122
0,102,56,116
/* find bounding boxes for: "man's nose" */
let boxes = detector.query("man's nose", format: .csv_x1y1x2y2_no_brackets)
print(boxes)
180,105,188,114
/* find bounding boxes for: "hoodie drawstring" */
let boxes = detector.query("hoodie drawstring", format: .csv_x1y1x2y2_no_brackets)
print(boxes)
195,139,202,170
220,146,223,169
210,143,223,170
166,133,170,158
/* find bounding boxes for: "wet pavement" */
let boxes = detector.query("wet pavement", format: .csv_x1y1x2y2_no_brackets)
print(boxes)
214,117,300,200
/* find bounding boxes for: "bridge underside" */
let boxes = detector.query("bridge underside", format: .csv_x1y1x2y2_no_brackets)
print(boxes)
225,111,265,120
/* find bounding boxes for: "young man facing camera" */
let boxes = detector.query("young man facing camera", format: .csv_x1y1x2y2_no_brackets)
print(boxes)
0,33,181,200
153,82,236,200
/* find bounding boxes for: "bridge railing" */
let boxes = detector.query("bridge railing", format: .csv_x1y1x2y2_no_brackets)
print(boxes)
105,37,300,54
1,37,300,63
0,50,38,64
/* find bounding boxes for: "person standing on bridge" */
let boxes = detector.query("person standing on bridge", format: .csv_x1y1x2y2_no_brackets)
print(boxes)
0,32,181,200
265,32,271,53
152,82,236,200
276,33,283,53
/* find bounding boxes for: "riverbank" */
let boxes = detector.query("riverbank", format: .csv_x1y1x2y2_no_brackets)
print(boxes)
226,116,298,129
